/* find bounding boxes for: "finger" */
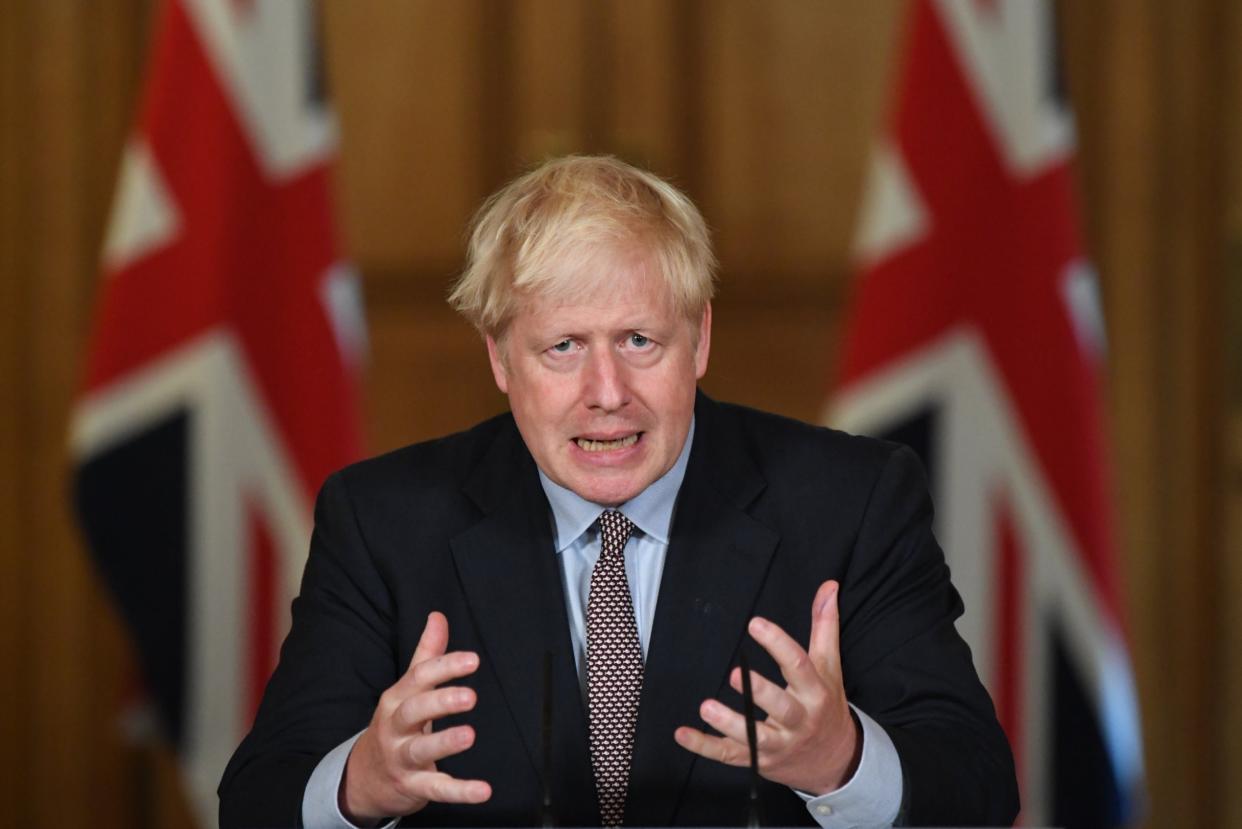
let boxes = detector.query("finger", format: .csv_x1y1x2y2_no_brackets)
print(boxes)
408,612,450,672
404,650,480,693
394,685,478,731
697,698,777,751
808,580,841,678
404,725,477,767
747,616,821,696
673,726,750,768
407,770,492,805
729,667,806,728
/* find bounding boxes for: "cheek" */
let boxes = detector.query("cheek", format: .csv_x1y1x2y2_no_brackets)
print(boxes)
510,376,576,432
661,361,700,407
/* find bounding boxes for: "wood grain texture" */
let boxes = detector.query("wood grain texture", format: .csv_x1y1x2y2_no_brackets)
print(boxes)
0,1,168,827
1225,415,1242,829
0,3,32,823
600,0,680,174
322,0,489,271
698,0,901,283
511,0,589,161
1223,5,1242,829
25,4,103,826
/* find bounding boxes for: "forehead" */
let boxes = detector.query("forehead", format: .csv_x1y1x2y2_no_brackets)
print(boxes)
515,251,679,328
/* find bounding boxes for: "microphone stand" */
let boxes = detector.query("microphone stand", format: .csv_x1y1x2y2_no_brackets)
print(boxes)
540,650,555,827
739,649,763,829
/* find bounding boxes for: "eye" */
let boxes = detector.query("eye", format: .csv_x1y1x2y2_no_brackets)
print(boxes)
550,339,573,353
629,333,651,348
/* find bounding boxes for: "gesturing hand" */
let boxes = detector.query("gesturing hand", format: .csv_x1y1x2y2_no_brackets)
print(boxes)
340,612,492,823
673,580,861,795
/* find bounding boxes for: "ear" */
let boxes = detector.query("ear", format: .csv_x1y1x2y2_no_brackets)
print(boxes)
694,303,712,379
485,335,509,394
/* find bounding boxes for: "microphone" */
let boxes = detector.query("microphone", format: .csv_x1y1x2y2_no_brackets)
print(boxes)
540,650,555,827
738,649,763,829
539,651,553,825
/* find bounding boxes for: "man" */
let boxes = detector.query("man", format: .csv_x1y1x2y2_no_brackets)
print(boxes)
219,156,1018,828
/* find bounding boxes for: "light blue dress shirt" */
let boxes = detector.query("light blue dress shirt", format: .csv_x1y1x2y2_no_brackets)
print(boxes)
303,419,903,828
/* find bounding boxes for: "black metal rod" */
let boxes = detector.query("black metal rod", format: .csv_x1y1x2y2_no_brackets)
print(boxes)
540,650,554,827
739,649,762,829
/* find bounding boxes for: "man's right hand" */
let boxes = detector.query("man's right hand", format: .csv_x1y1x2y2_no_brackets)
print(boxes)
340,611,492,824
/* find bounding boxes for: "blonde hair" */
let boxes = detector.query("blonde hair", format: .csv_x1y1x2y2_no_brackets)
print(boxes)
449,155,717,337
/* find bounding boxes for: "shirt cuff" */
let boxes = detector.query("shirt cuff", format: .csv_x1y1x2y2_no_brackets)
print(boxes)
796,704,903,829
302,731,400,829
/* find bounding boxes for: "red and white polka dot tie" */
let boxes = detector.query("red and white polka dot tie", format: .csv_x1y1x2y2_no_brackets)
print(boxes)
586,510,642,827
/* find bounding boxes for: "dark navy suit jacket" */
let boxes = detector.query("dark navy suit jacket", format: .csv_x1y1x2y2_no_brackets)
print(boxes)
219,393,1018,827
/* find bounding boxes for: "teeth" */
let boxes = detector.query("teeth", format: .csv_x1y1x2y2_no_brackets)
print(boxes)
575,434,639,452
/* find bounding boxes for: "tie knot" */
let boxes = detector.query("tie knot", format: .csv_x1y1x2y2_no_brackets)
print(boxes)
597,510,636,556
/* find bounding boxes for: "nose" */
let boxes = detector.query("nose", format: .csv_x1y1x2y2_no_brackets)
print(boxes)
584,347,630,412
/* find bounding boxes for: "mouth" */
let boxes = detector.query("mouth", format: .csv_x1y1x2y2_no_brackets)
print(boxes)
573,432,641,453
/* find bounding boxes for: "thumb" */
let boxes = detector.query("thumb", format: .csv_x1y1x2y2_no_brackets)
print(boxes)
808,580,841,679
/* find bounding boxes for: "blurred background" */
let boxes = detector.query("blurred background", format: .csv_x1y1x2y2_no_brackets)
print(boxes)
1,1,1240,827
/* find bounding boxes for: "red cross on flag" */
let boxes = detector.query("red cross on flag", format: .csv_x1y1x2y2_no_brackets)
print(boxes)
829,2,1145,825
70,1,364,824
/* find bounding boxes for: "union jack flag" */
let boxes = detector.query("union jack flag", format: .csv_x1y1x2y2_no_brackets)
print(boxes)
829,2,1145,825
70,1,364,825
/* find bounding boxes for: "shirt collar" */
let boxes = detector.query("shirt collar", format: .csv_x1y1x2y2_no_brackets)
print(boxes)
538,417,695,552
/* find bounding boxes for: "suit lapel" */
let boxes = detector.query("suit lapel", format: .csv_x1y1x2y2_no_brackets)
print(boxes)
625,396,778,827
450,398,776,827
450,424,598,826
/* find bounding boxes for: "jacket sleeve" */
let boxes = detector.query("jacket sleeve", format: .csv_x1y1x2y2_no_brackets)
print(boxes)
839,444,1020,826
218,471,401,829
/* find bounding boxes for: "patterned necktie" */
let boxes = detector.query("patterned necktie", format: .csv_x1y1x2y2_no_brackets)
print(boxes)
586,510,642,827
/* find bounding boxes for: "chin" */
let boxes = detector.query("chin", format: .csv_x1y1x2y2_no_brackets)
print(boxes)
579,489,632,508
572,477,644,507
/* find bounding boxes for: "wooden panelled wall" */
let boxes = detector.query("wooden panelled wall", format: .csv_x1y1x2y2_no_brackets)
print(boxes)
0,2,1238,827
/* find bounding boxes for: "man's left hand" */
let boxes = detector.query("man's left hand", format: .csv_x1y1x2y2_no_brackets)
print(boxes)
673,579,861,795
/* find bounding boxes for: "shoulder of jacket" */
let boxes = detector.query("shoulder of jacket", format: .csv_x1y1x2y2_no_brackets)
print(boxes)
328,410,515,497
710,398,902,471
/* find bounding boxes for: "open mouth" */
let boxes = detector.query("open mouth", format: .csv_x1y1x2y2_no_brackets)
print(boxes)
574,433,641,453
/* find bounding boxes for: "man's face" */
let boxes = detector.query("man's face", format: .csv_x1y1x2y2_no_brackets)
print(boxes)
486,252,711,506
